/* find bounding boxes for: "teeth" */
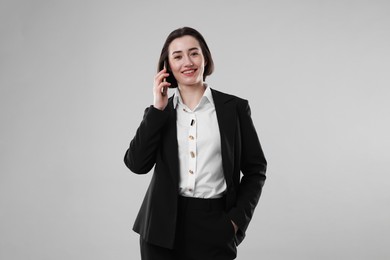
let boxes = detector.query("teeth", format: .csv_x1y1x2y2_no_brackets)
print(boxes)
183,70,194,74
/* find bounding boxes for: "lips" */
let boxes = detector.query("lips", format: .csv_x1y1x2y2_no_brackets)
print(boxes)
182,69,197,76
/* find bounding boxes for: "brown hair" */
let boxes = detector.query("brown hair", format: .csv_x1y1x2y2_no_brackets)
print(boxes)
157,27,214,88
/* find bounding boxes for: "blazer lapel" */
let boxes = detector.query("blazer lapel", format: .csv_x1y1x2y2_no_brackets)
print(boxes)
211,89,237,187
164,98,180,188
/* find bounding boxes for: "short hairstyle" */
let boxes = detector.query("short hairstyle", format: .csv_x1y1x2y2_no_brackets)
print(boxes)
157,27,214,88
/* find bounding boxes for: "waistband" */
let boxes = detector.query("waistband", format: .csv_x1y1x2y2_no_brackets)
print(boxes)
178,195,226,211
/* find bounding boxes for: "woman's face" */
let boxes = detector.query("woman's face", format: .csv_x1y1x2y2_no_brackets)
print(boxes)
168,35,206,88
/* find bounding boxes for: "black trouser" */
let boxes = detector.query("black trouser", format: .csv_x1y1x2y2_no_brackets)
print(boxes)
140,196,237,260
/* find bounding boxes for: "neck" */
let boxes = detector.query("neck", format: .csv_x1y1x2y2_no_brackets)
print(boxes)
178,83,206,110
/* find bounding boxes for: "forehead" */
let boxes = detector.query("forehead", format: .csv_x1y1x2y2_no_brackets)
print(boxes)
168,35,201,54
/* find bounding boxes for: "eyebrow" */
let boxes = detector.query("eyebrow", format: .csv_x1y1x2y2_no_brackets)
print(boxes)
171,47,200,55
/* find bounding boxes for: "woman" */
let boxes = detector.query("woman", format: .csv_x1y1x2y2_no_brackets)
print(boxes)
124,27,267,260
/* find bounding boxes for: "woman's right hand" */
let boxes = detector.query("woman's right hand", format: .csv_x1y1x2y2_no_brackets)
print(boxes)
153,68,171,110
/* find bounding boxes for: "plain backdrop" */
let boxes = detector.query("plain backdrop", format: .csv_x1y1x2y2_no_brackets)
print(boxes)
1,0,389,259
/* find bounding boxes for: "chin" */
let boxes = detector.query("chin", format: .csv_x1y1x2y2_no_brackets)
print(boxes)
180,82,202,88
179,77,203,86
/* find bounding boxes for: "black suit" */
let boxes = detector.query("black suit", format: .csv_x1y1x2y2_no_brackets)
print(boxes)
124,88,267,250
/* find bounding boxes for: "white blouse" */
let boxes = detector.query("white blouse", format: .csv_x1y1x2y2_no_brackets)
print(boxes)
173,85,227,199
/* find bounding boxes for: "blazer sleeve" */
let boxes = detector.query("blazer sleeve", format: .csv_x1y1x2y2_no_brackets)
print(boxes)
124,105,170,174
228,99,267,234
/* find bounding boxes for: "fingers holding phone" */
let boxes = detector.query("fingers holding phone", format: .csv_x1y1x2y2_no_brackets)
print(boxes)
161,61,170,96
153,67,171,110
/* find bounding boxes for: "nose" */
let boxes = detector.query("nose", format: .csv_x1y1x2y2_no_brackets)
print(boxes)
183,55,194,67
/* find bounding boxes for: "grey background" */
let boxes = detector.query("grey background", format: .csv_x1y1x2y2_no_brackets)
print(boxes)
1,0,389,259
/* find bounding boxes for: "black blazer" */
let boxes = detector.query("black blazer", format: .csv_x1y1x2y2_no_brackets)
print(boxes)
124,88,267,249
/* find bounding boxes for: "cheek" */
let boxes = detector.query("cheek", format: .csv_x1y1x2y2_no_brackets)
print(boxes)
171,67,182,80
171,66,180,75
199,64,206,75
170,62,180,72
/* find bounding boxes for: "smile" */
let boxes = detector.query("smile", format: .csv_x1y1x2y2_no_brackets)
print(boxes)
182,69,197,75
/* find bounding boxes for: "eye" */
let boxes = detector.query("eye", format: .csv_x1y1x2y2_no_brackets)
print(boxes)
173,55,182,60
191,52,199,56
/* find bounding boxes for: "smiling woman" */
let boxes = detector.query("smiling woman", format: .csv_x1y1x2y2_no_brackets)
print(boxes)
157,27,214,89
164,36,207,110
123,27,267,260
168,37,205,91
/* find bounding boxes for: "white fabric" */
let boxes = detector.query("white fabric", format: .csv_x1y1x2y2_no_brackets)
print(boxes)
173,85,227,198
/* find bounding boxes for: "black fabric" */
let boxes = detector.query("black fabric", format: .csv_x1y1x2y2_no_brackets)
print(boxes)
125,88,267,249
140,196,237,260
140,237,175,260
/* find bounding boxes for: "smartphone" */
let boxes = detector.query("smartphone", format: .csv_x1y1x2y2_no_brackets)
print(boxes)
161,60,173,96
